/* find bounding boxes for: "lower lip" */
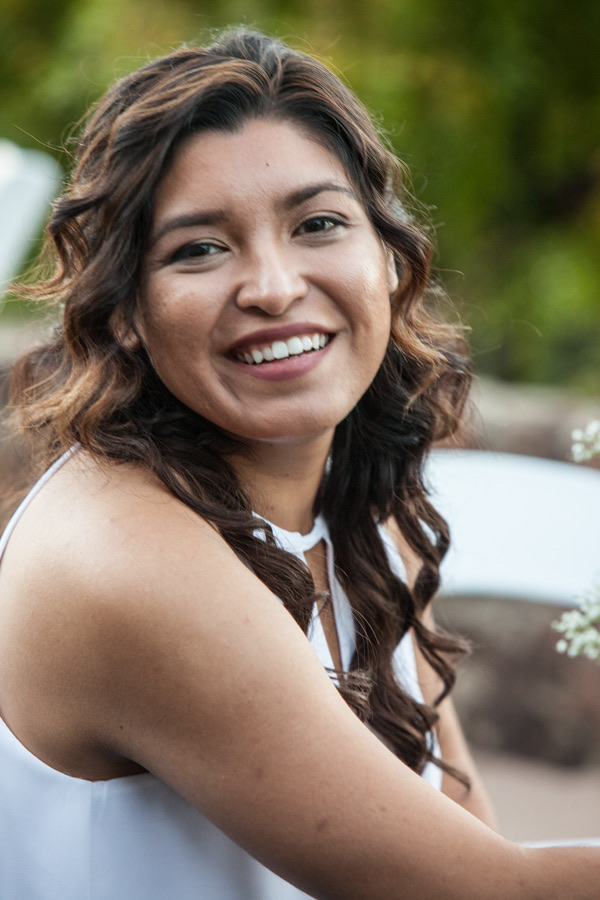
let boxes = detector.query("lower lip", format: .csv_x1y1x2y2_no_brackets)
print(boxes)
230,341,333,381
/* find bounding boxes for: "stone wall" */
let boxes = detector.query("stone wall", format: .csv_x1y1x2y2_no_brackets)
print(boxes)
438,594,600,766
464,376,600,463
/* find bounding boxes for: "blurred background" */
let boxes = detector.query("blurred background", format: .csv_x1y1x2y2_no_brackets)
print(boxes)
1,0,599,841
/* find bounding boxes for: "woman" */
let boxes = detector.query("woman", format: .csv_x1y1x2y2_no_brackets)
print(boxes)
0,29,598,899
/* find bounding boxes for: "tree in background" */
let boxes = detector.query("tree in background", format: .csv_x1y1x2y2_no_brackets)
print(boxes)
1,0,599,390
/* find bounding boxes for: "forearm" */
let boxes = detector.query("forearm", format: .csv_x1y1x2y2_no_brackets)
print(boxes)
517,845,600,900
437,698,499,829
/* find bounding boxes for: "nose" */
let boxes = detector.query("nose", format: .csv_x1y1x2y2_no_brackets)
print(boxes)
235,243,308,315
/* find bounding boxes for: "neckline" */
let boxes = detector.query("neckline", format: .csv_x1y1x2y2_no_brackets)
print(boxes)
260,514,329,557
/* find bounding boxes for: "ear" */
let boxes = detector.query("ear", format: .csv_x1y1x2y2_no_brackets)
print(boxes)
385,246,399,295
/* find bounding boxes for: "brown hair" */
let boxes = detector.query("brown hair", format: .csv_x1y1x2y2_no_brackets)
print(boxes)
11,29,471,779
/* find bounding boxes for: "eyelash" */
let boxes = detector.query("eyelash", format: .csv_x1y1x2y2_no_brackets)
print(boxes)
169,242,223,263
296,214,345,235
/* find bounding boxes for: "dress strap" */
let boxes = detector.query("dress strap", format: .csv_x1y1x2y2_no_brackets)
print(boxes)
0,449,74,560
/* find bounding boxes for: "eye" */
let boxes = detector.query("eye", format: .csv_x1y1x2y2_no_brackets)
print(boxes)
296,215,345,236
169,241,225,263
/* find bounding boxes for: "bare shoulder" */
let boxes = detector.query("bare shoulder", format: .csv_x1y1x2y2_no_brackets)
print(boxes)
11,449,202,546
0,451,219,631
2,449,221,583
0,450,290,774
0,444,281,623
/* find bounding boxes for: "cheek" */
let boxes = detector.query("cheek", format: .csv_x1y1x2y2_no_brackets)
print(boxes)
359,264,393,342
363,278,393,376
144,287,188,332
140,283,211,356
368,314,392,379
343,297,391,397
138,307,195,390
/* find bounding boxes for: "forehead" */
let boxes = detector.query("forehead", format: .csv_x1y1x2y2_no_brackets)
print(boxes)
152,118,356,217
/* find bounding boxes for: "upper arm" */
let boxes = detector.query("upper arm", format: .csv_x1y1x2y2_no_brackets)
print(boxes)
3,470,516,897
82,509,512,898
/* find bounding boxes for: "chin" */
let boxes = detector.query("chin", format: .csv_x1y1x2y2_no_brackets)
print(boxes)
227,414,341,446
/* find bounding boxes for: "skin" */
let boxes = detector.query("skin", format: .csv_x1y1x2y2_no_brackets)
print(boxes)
139,119,397,450
0,118,598,898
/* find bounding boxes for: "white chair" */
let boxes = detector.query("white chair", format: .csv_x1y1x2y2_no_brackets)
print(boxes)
426,448,600,847
0,140,62,293
425,448,600,606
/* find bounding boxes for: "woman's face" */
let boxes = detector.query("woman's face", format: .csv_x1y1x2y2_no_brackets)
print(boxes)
139,117,397,446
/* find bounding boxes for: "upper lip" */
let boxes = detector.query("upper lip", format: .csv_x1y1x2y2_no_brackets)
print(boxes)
226,322,333,355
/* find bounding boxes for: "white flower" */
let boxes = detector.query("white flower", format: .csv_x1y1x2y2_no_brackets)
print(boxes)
553,424,600,663
571,420,600,462
553,582,600,665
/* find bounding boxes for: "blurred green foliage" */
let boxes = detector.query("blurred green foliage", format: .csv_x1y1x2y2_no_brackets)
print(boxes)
1,0,599,389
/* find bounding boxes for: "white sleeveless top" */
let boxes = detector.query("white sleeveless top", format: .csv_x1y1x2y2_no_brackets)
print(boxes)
0,453,441,899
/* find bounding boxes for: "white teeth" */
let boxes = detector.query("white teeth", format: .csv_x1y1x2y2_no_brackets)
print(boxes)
236,332,330,364
286,336,304,356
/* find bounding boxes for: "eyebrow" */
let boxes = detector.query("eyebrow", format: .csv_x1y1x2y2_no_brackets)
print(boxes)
149,212,225,249
149,181,358,248
280,181,358,210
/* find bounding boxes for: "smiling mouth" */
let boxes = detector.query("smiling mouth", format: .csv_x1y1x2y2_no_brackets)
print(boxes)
233,332,330,365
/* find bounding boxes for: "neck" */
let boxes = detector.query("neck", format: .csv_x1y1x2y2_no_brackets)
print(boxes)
230,432,333,534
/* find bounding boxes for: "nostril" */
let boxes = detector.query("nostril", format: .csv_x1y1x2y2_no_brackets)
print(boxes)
235,263,308,313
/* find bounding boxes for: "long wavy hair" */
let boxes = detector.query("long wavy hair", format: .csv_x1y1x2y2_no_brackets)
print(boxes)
11,29,471,780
